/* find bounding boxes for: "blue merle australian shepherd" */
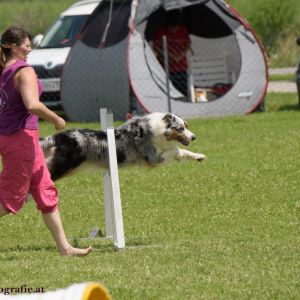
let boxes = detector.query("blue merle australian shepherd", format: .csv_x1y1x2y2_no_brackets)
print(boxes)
40,112,206,181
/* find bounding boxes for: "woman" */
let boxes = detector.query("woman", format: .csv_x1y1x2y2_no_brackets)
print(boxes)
0,26,92,257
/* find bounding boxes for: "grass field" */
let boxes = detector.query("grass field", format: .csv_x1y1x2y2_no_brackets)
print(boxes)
269,73,296,82
0,93,300,299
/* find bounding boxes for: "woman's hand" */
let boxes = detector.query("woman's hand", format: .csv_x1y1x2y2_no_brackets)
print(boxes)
54,117,66,131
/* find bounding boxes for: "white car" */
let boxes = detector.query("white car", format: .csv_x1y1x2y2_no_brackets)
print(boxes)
27,0,101,107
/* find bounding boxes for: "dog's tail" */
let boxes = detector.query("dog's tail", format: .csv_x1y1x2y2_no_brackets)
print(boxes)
39,136,56,151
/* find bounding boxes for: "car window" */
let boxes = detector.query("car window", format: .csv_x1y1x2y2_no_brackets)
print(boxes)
39,15,88,48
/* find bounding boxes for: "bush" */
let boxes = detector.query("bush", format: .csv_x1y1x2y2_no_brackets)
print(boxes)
247,0,297,56
0,0,74,37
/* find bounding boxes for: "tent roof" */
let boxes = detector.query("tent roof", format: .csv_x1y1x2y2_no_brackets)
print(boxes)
79,0,244,48
96,0,242,34
134,0,207,24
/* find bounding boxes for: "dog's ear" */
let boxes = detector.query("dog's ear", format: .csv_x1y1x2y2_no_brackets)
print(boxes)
162,113,175,128
162,113,173,122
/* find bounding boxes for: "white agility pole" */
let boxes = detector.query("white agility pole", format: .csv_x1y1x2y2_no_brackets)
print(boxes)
100,108,114,239
106,125,125,249
101,108,125,249
89,109,125,249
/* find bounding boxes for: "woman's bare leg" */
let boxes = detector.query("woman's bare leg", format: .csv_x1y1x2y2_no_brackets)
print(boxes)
42,209,92,257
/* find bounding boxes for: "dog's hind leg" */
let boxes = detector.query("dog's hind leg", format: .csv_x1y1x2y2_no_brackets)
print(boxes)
143,145,165,165
145,152,164,165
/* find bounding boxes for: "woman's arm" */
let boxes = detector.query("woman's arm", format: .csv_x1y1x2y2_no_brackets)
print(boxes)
16,66,65,130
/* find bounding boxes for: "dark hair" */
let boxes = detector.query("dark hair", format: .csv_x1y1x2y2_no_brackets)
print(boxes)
0,26,31,69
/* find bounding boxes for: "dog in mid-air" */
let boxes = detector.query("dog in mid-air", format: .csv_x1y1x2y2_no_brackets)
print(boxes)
40,112,206,181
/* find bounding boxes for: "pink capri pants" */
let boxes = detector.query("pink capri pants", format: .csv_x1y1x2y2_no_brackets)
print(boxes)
0,129,58,214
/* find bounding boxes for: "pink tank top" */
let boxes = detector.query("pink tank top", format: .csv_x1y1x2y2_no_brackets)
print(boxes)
0,60,43,135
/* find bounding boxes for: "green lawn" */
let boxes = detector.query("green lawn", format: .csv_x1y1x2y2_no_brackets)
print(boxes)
0,93,299,299
269,73,296,82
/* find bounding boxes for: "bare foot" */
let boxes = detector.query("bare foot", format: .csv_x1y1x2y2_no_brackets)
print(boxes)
60,245,93,257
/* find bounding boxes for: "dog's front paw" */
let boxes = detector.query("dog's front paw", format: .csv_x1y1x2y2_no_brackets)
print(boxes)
195,153,206,161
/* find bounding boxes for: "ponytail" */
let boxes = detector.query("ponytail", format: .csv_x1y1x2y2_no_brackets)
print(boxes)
0,47,5,73
0,43,12,73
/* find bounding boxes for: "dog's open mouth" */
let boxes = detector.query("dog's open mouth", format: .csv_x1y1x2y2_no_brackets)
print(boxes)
177,136,190,146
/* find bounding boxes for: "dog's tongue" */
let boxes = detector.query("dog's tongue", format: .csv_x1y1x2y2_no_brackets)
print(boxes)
177,136,189,146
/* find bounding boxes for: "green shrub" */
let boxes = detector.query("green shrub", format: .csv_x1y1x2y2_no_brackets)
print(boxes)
0,0,74,37
246,0,297,56
269,33,300,67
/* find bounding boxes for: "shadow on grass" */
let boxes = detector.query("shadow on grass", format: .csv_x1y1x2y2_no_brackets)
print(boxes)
0,243,115,256
0,245,57,256
278,103,300,111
